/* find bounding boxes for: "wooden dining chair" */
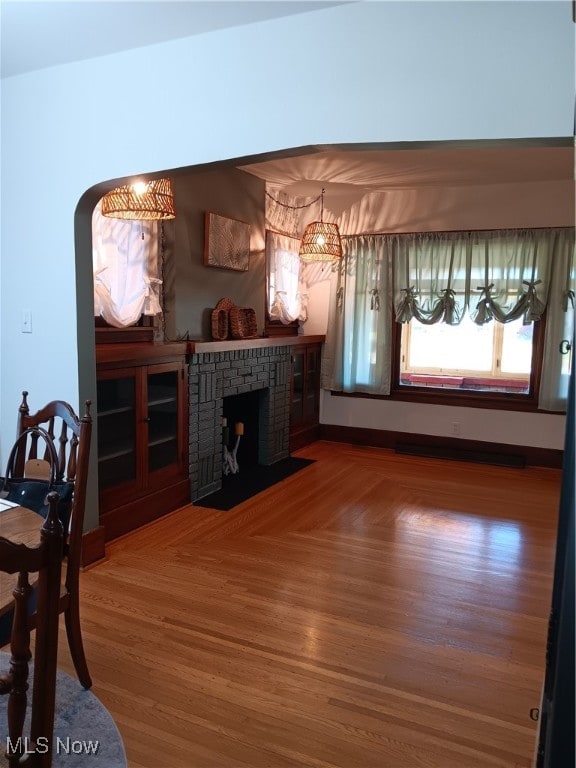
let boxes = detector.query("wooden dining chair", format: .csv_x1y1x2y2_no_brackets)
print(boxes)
0,492,63,767
1,392,93,689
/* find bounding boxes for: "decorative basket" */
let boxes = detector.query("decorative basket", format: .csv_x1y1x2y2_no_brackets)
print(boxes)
229,306,258,339
211,297,235,340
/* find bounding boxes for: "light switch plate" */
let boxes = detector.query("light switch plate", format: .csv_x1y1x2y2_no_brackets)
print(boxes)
21,310,32,333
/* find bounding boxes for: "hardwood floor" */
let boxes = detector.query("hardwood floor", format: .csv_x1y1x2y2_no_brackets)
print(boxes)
59,441,561,767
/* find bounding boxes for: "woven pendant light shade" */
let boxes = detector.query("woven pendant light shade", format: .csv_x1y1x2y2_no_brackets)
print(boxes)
299,221,342,262
101,178,176,220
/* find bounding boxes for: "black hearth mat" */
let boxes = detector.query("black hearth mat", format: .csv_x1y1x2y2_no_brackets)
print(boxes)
193,457,316,511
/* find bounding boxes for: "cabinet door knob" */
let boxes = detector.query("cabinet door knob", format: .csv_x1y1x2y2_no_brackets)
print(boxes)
143,417,151,422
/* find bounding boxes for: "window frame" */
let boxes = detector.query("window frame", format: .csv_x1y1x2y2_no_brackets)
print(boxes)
399,316,533,387
388,309,547,412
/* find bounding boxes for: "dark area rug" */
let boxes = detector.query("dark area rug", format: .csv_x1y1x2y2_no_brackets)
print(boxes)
0,652,126,767
194,457,316,511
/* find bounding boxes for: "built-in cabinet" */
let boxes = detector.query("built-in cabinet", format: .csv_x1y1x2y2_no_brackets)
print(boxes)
290,342,322,451
96,344,189,541
95,337,323,539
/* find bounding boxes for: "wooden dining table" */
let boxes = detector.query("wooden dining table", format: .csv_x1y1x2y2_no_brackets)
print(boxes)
0,498,44,616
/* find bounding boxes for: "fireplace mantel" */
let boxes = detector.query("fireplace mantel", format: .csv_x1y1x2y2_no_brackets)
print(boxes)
186,334,325,354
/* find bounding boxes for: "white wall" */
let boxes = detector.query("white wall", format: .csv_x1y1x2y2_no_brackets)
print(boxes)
1,2,573,526
321,394,565,450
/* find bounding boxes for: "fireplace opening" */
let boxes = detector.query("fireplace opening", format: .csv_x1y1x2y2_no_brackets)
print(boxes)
222,390,262,474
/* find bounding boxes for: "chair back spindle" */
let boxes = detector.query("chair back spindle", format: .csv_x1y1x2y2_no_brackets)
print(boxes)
1,391,94,690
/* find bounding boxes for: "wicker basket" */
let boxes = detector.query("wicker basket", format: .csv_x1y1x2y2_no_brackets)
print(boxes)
229,306,258,339
211,297,235,340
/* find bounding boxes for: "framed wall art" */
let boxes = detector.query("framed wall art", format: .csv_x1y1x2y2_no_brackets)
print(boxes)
203,212,251,272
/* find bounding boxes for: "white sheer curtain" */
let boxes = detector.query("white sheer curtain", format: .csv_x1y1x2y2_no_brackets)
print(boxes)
92,200,162,328
322,236,393,394
266,231,308,323
539,231,575,410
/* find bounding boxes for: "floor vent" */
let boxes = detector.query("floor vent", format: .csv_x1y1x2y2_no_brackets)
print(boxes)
395,442,525,468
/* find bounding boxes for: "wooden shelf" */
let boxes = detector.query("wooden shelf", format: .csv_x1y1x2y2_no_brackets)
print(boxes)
98,405,133,418
187,334,325,354
148,435,177,448
95,326,154,344
96,342,188,369
98,446,134,462
149,396,177,408
97,337,325,368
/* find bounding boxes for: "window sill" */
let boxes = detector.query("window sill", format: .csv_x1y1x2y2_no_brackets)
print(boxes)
390,385,538,411
330,387,557,413
400,373,529,394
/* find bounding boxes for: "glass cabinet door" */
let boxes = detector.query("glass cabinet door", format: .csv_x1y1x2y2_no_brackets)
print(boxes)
304,347,320,419
147,369,179,473
291,350,305,423
97,374,137,489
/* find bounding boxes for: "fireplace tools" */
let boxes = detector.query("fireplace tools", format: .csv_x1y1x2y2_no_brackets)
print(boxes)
222,419,244,475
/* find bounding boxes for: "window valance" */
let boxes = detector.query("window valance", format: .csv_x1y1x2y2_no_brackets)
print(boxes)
392,228,574,326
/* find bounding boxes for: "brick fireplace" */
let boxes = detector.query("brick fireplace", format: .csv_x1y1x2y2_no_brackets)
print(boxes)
188,344,292,500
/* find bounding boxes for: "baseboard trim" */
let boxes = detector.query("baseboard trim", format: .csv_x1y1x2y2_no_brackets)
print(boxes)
395,442,525,468
319,425,563,469
290,423,321,453
82,525,106,567
99,478,190,542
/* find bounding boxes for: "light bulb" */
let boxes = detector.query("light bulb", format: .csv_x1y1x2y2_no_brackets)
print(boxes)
131,181,148,196
316,234,326,247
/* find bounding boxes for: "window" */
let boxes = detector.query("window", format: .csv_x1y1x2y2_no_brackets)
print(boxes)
265,231,306,334
92,200,162,329
323,227,574,411
400,314,535,394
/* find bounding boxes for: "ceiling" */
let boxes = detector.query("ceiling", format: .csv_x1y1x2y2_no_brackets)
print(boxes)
237,141,574,214
2,3,572,203
0,1,347,78
240,143,574,191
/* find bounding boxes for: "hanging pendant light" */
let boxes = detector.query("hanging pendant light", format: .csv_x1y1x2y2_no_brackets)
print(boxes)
298,188,342,262
101,178,176,220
